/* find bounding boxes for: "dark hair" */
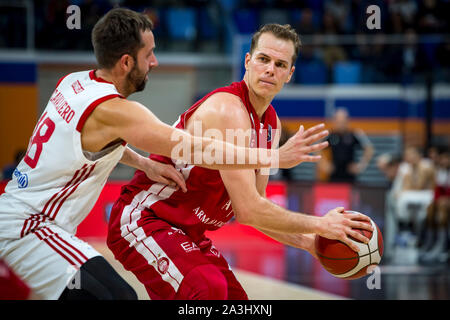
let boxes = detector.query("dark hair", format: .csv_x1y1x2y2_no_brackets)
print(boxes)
249,23,301,66
92,8,153,69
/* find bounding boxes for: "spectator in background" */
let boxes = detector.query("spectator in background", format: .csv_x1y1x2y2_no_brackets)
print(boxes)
318,108,374,183
388,0,417,29
389,12,406,33
416,0,447,34
324,0,352,34
419,146,449,264
295,8,321,67
36,0,71,49
295,8,319,36
395,146,435,240
377,152,404,260
435,41,450,81
320,11,348,76
401,29,430,82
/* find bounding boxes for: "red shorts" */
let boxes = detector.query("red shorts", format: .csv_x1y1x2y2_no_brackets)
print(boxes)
107,198,248,300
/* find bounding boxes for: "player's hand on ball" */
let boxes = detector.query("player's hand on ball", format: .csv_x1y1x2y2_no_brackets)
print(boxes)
143,159,187,192
318,207,374,252
278,123,329,169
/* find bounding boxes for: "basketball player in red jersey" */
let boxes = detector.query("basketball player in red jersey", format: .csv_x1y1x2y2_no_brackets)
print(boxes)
107,24,374,300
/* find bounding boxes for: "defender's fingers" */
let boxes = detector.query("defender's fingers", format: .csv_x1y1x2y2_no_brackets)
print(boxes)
165,169,187,192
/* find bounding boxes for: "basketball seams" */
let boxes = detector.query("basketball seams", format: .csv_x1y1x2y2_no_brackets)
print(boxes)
316,216,383,279
317,248,380,261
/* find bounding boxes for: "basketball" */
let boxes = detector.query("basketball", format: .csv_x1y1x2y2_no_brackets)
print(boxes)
315,211,383,280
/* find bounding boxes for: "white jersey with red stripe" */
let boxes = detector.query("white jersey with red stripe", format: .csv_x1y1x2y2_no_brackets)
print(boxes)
0,70,126,239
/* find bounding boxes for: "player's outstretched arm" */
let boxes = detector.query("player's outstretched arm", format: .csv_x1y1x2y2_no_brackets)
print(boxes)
90,98,285,170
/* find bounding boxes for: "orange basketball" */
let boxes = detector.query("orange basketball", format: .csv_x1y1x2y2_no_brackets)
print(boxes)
314,211,383,279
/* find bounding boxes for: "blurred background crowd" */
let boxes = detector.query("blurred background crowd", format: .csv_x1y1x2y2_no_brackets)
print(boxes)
1,0,450,84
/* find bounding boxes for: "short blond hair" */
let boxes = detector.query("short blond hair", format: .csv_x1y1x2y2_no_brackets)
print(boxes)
250,23,301,66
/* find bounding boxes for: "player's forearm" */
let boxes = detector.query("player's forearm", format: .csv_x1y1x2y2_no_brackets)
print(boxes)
256,228,315,251
235,197,322,235
119,147,149,171
173,131,276,170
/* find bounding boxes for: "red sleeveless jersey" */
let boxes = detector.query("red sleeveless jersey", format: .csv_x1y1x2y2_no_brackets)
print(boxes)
108,80,278,243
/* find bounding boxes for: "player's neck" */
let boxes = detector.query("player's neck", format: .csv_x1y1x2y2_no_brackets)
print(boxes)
95,69,132,98
244,79,272,120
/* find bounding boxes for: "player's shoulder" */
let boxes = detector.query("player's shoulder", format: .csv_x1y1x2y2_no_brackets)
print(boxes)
94,96,140,115
196,92,249,127
203,91,245,111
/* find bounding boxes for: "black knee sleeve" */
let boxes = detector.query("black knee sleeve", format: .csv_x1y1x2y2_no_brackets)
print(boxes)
59,256,137,300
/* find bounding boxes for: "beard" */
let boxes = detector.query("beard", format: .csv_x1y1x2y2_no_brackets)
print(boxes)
126,63,148,93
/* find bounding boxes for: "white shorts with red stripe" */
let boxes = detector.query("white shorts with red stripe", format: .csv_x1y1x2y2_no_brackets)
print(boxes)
0,224,100,299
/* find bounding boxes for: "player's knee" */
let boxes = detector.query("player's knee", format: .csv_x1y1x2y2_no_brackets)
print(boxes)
180,264,228,300
80,256,138,300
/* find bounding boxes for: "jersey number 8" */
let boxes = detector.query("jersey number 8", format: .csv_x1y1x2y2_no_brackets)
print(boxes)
24,113,55,169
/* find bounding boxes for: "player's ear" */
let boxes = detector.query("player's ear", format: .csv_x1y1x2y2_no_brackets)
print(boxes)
244,52,251,71
119,54,134,73
286,65,295,83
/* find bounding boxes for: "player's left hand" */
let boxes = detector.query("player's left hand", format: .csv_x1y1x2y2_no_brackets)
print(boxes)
143,159,187,192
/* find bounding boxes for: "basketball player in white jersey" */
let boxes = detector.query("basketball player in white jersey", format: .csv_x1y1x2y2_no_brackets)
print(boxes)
0,8,329,299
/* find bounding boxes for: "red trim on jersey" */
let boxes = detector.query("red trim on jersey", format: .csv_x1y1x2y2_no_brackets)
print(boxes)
76,94,123,133
41,165,87,220
55,74,70,90
20,214,47,237
51,230,88,262
89,69,113,84
38,163,95,223
41,227,87,267
50,163,96,220
41,228,84,266
126,226,182,287
35,229,79,267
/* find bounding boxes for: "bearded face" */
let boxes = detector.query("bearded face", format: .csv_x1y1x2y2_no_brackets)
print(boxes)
126,57,148,93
